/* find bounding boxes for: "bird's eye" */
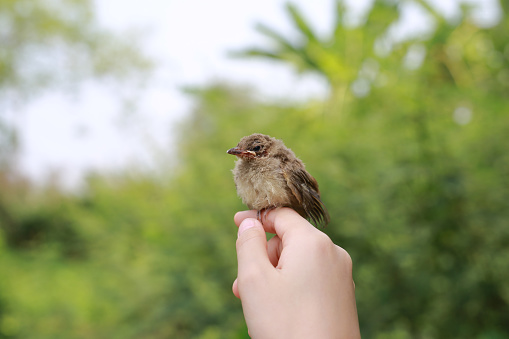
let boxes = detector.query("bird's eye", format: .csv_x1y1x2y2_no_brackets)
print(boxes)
252,145,261,152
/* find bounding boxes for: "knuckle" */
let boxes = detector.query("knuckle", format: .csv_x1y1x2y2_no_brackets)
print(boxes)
336,246,353,270
308,230,333,251
298,230,335,258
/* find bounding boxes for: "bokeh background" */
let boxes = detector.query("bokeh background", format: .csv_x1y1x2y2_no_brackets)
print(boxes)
1,0,508,338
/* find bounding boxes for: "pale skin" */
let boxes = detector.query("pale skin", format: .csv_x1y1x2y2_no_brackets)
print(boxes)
233,208,361,339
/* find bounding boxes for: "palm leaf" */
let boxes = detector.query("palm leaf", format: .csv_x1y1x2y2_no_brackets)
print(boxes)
286,3,319,43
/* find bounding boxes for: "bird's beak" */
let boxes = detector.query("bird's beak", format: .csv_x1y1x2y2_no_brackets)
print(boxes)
227,147,256,158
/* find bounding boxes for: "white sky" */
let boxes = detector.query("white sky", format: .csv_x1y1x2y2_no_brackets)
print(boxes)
12,0,501,189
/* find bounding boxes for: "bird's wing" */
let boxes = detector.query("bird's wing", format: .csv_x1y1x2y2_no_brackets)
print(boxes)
282,166,330,227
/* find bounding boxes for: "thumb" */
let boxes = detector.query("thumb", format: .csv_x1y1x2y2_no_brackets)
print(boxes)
236,218,271,277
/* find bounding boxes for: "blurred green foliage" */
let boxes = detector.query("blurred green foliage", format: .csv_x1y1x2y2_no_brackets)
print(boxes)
0,0,152,98
0,0,152,168
1,0,509,338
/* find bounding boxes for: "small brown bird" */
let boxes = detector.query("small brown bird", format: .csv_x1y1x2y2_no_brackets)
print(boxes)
227,133,329,227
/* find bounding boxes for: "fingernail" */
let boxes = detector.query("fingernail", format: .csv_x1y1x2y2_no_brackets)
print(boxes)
238,218,257,238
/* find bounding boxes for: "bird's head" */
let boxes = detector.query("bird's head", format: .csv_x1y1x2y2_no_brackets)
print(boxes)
227,133,283,160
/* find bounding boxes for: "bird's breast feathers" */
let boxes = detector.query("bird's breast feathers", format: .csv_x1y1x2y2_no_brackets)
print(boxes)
233,158,291,210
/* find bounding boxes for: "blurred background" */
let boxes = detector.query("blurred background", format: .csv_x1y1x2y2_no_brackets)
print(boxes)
1,0,508,338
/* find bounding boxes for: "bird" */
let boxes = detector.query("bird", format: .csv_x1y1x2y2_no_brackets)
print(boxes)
227,133,330,227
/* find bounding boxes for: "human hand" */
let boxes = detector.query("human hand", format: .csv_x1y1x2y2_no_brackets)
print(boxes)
233,208,360,339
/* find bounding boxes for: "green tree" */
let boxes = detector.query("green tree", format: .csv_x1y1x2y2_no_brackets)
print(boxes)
0,0,152,247
0,0,152,166
0,0,151,101
0,2,152,336
1,0,508,338
233,0,509,337
233,0,399,111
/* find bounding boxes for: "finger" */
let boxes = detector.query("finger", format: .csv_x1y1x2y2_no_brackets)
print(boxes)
236,218,272,277
232,278,240,299
262,207,313,238
234,210,258,227
266,235,282,267
235,208,312,239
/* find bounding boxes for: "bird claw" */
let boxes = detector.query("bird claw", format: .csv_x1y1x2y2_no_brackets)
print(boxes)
257,207,275,224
